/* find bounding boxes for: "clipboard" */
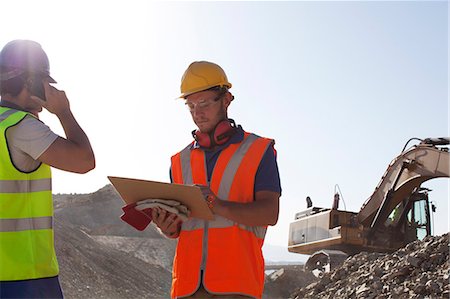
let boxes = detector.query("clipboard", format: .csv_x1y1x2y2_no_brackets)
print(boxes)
108,176,214,220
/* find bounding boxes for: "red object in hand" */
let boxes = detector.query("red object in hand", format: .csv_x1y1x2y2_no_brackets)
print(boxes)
120,203,153,231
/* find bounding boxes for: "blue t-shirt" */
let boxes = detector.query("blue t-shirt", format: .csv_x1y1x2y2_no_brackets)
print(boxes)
171,125,282,196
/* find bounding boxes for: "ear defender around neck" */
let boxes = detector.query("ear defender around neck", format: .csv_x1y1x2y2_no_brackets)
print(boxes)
192,119,237,148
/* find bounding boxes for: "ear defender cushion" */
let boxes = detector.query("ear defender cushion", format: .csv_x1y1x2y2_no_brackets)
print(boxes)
214,120,233,145
194,130,212,148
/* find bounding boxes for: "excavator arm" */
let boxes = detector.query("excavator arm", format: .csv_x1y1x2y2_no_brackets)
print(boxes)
357,138,449,229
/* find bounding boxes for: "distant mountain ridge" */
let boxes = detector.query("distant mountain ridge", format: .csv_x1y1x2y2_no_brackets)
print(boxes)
263,244,306,265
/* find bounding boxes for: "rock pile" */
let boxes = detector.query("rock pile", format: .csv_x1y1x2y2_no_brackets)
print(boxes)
263,265,317,299
291,233,449,299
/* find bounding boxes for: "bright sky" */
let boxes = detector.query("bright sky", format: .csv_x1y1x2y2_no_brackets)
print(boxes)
2,1,448,260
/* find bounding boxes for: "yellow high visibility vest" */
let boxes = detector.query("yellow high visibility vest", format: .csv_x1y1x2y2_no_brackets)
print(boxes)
0,107,58,281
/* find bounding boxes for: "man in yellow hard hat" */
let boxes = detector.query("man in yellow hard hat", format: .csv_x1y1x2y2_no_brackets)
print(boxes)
0,40,95,298
152,61,281,299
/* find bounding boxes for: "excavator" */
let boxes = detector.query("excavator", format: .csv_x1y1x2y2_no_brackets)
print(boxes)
288,137,450,277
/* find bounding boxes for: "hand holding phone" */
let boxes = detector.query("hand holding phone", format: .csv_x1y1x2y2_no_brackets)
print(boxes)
30,79,70,117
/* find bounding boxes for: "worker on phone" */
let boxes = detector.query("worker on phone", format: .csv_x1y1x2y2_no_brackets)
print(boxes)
0,39,95,298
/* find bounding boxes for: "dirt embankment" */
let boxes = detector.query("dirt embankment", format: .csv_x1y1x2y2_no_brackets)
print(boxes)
55,219,173,299
54,185,175,299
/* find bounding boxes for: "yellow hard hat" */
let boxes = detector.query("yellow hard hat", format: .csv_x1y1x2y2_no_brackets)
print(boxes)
179,61,232,98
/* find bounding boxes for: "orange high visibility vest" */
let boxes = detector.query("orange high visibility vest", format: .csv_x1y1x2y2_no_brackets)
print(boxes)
170,132,274,299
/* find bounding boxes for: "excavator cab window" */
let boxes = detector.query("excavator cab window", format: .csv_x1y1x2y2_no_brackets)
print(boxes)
407,198,431,240
403,191,432,242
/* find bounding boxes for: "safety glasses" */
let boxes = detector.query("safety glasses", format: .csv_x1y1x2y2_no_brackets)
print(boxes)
185,93,224,112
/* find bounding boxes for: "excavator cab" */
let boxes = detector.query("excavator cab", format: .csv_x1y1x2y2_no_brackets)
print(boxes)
388,188,432,243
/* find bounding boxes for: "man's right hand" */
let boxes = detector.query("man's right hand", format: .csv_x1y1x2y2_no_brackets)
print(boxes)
30,79,70,117
34,79,95,174
151,207,183,238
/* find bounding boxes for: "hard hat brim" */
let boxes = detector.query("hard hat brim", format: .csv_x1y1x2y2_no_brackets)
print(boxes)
0,69,57,83
178,83,232,99
47,75,57,83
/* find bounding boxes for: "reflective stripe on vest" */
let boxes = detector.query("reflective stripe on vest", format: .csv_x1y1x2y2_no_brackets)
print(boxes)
0,108,58,281
0,178,51,193
0,109,18,122
170,132,273,299
0,216,52,232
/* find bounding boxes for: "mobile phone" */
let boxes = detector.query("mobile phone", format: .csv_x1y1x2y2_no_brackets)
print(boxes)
29,77,46,101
